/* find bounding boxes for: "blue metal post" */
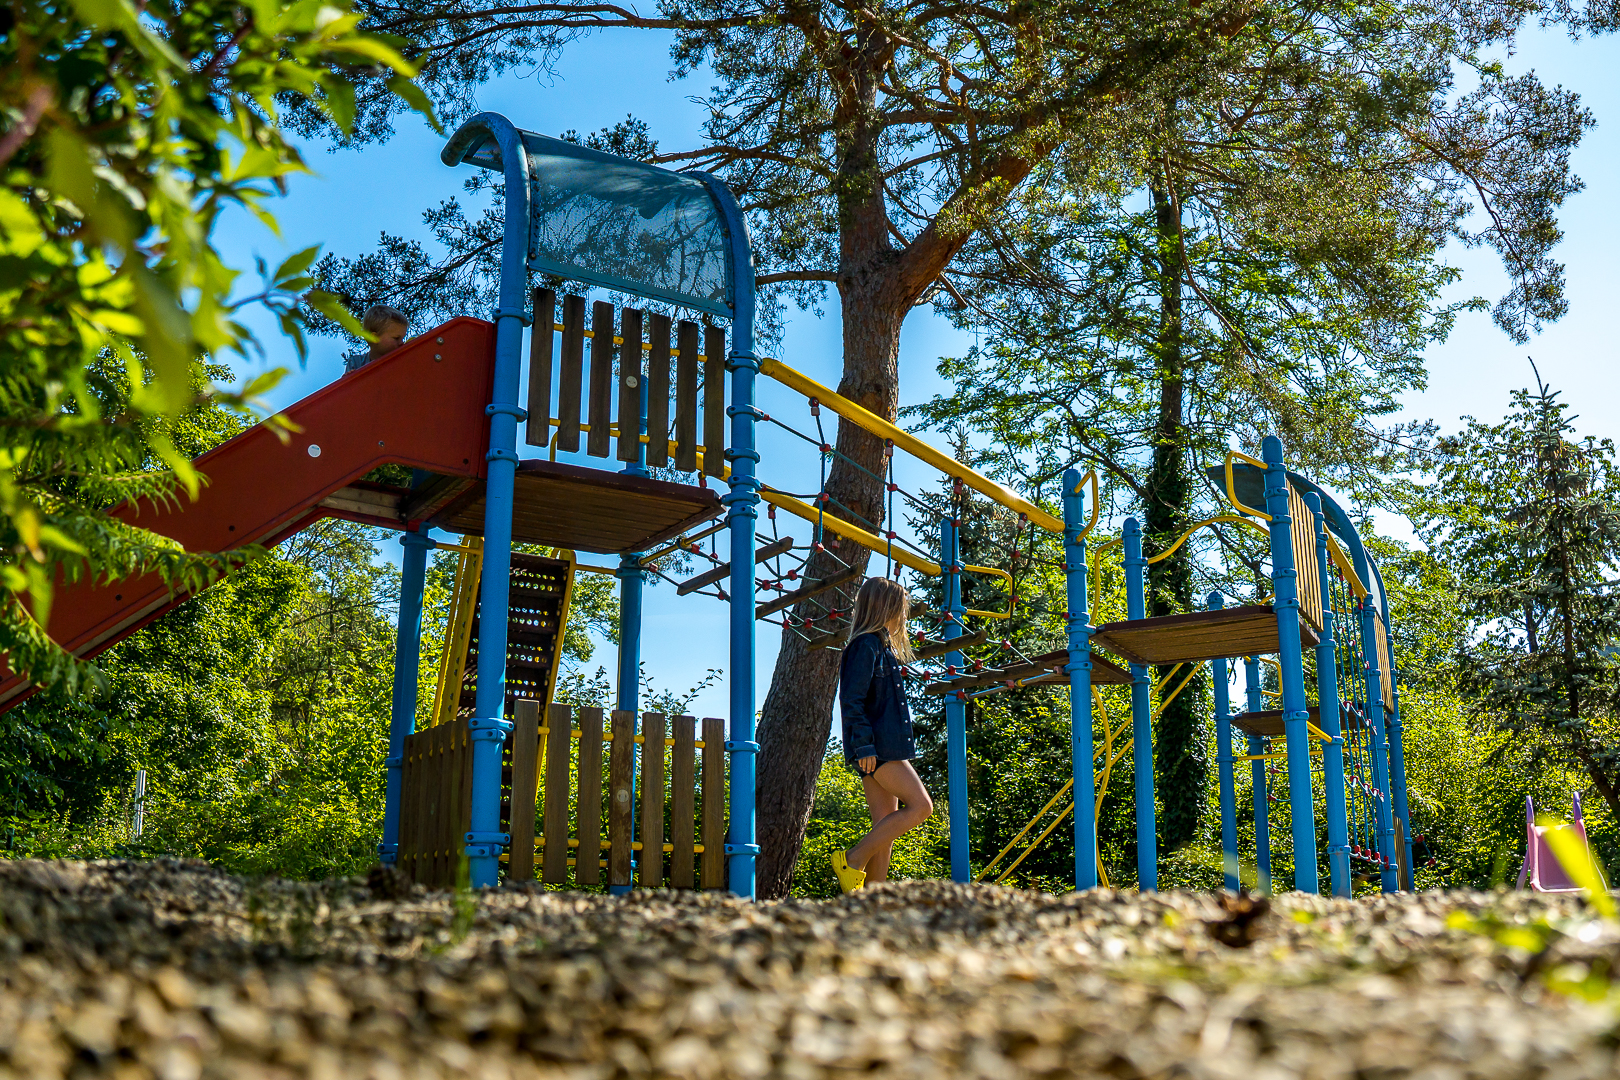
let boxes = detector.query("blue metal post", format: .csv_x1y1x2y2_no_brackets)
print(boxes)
1381,576,1414,884
1260,436,1318,893
1307,493,1350,897
942,517,970,882
462,116,533,888
1361,596,1399,892
1209,592,1237,893
612,345,650,896
700,174,760,899
1244,656,1272,893
380,529,433,864
1122,517,1156,890
1062,470,1097,890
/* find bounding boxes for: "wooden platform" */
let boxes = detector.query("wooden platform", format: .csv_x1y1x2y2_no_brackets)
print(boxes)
924,648,1133,696
1228,706,1320,739
421,459,722,555
1090,605,1319,667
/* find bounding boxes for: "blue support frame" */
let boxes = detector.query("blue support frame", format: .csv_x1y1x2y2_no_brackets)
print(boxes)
1381,579,1415,884
380,528,433,864
1062,470,1097,890
699,173,762,899
941,517,970,882
1307,493,1351,897
1361,594,1399,892
1260,436,1318,893
457,114,533,888
1210,591,1238,893
1122,517,1156,890
1244,656,1272,893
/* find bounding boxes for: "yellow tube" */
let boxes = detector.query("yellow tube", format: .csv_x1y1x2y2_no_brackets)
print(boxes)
760,487,942,575
1223,450,1272,521
758,357,1064,533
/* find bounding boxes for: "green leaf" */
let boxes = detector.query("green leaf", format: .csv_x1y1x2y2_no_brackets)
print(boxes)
305,291,371,339
386,76,442,133
274,246,321,285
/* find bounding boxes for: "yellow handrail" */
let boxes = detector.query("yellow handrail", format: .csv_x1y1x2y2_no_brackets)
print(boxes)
1223,450,1272,521
758,356,1064,533
1143,515,1271,565
1070,470,1101,538
760,486,942,575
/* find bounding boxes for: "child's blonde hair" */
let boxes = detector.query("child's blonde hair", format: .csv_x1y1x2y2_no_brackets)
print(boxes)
846,576,915,661
362,304,408,336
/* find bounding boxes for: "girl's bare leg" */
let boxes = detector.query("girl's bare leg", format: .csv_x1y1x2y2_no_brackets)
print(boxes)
847,760,933,873
860,775,900,881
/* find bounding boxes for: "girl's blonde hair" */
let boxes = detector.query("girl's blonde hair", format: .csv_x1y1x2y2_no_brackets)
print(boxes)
846,576,915,661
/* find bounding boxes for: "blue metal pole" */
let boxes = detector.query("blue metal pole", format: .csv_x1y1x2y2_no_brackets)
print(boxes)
1062,470,1097,890
1209,591,1237,893
464,117,533,889
942,517,969,882
1361,596,1399,892
700,174,760,899
1260,436,1318,894
380,528,433,865
611,349,650,896
1380,576,1414,885
1122,517,1156,890
1244,656,1271,893
1307,493,1350,897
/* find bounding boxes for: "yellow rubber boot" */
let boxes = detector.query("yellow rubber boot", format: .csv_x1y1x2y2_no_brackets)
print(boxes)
831,849,866,893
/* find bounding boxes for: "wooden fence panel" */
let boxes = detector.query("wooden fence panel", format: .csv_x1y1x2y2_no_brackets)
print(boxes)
703,326,725,479
646,313,671,468
587,300,615,457
608,710,636,887
701,716,725,890
508,699,542,882
576,707,605,885
671,715,696,888
675,321,699,472
557,294,586,453
617,307,643,463
1288,482,1324,633
526,288,555,447
639,712,666,887
542,703,572,884
457,720,473,887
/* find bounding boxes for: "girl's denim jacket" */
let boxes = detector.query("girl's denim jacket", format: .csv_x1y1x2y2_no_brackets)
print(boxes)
840,631,917,765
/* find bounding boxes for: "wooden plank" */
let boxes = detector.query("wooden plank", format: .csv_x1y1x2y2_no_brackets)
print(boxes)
542,703,572,884
526,288,555,447
458,720,474,888
639,712,666,888
437,722,455,888
646,313,671,468
608,710,636,887
576,707,604,885
671,715,696,888
617,307,644,463
588,300,615,457
703,325,725,479
1290,483,1324,633
508,699,542,882
756,565,864,620
701,716,725,890
677,536,794,596
1229,706,1322,739
557,294,586,454
675,320,699,472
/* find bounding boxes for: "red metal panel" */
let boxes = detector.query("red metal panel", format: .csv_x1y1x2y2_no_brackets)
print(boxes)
0,318,497,710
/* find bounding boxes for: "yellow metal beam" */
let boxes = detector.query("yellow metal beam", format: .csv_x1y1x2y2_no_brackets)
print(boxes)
760,486,941,575
758,357,1064,534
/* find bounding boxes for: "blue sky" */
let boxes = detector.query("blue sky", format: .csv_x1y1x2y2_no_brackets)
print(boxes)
217,22,1620,716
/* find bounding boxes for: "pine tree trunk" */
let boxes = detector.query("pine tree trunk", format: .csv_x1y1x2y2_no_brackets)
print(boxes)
753,54,906,898
1145,173,1206,852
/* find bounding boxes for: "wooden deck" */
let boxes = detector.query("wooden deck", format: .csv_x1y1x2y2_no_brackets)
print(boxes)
426,459,722,555
1228,706,1321,739
1090,605,1319,667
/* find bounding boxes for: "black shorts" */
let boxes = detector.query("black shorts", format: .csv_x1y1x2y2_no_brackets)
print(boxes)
848,756,909,778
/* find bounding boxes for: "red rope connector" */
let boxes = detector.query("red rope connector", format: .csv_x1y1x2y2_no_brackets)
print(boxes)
886,530,898,540
809,398,820,415
786,569,799,581
946,664,957,676
887,482,899,493
819,442,832,454
1001,639,1012,650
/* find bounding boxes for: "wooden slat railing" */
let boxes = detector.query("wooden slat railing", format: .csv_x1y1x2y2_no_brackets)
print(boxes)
524,289,726,475
504,700,727,890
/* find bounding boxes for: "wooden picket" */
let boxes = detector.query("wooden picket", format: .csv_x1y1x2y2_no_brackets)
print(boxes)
498,701,726,890
398,717,474,888
522,291,726,472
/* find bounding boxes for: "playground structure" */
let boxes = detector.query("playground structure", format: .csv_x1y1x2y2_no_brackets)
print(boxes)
1518,794,1606,894
0,110,1417,898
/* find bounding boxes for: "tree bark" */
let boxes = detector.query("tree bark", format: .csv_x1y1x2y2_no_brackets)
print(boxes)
1144,169,1206,852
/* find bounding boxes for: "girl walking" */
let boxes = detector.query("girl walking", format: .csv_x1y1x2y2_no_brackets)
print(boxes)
830,577,934,892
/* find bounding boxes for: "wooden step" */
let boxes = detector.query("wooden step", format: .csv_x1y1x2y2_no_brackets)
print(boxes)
1229,706,1320,739
755,565,863,620
677,536,794,595
1090,605,1319,667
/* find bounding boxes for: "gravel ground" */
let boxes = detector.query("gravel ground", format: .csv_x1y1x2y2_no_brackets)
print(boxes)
3,860,1619,1079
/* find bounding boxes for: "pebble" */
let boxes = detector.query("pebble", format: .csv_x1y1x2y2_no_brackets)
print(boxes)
1,859,1618,1078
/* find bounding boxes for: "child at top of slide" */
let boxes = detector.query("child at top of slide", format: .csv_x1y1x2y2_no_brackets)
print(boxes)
343,305,409,374
829,576,935,893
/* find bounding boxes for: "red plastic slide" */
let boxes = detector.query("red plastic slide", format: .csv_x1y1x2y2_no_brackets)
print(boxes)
0,317,497,712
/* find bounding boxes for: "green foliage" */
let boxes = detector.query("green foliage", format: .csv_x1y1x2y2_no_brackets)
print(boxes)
0,0,430,690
